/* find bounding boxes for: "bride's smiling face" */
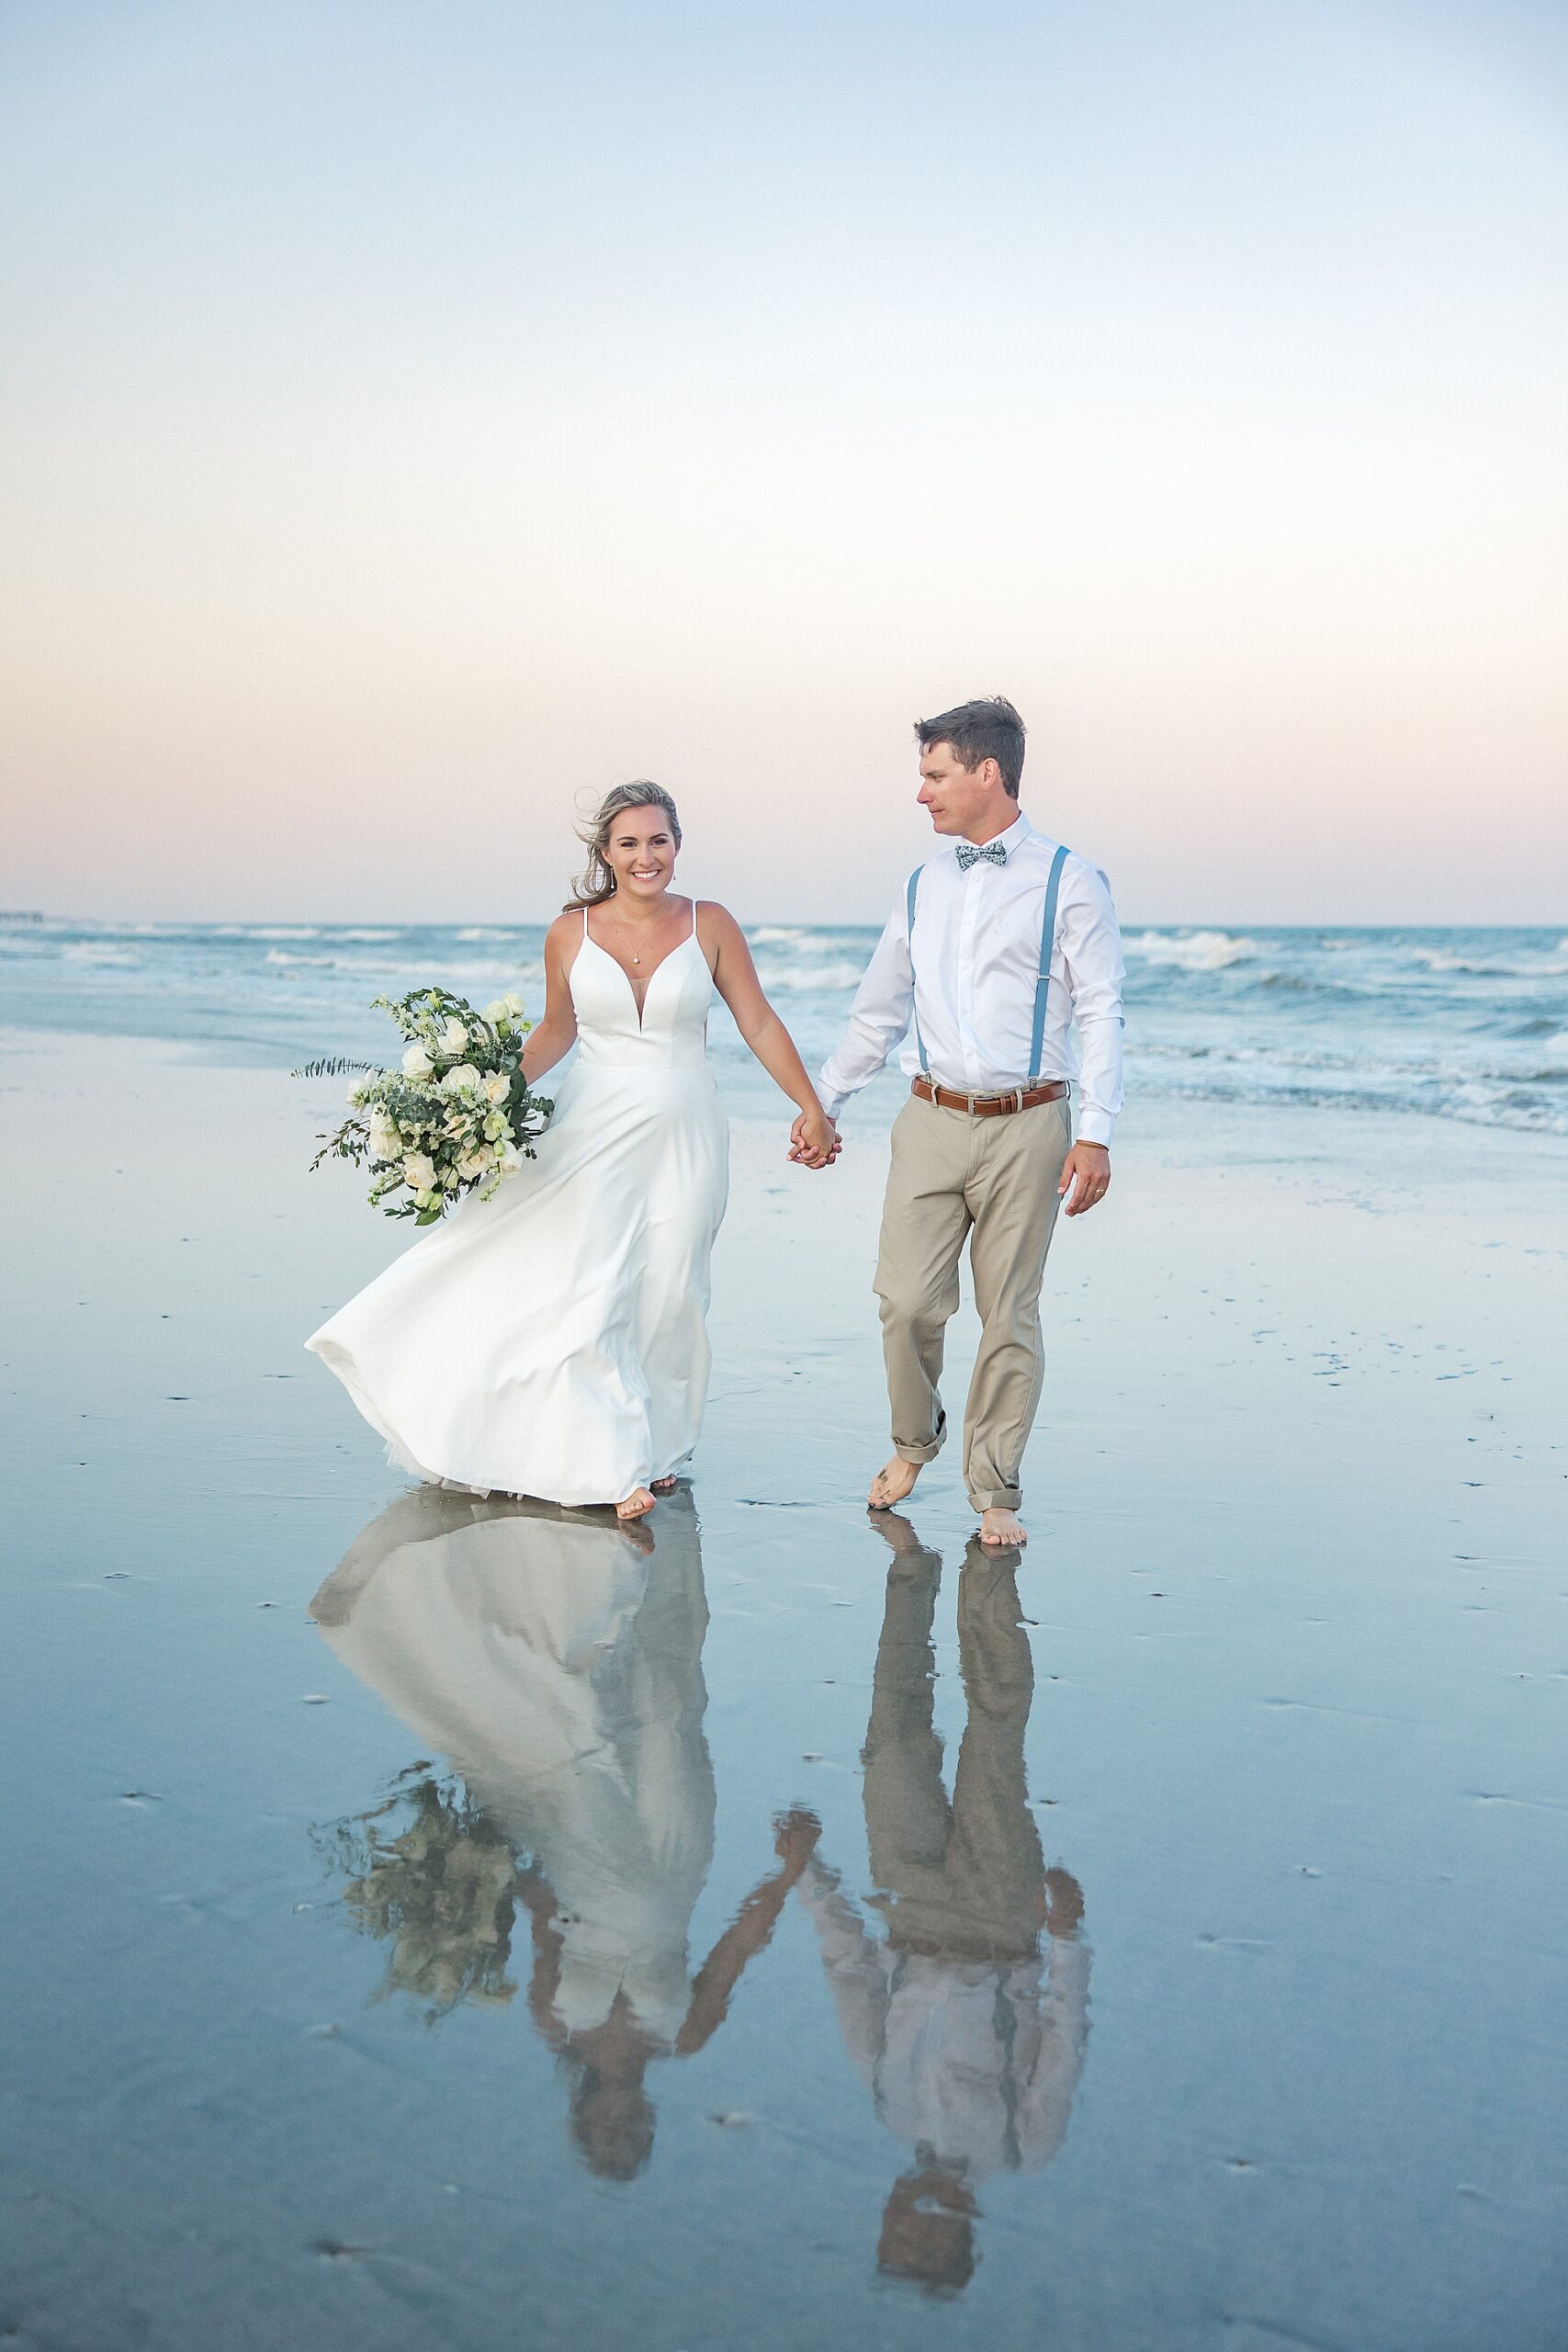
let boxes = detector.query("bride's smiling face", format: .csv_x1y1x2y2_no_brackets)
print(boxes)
606,808,678,903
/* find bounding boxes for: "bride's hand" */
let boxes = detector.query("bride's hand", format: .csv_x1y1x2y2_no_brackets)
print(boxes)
788,1105,840,1170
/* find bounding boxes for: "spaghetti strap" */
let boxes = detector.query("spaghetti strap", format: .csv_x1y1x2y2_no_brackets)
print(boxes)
582,906,590,938
690,897,699,942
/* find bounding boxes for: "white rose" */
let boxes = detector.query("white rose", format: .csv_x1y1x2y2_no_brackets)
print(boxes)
496,1142,522,1174
502,991,525,1018
456,1150,489,1182
368,1117,399,1159
482,1072,509,1104
441,1062,482,1093
402,1043,434,1080
402,1152,436,1192
439,1018,469,1057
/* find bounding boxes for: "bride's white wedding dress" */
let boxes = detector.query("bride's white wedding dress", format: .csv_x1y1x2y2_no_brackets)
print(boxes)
307,904,728,1506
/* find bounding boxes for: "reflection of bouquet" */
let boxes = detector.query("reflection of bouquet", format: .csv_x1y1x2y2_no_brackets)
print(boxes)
310,1770,521,2018
301,987,553,1225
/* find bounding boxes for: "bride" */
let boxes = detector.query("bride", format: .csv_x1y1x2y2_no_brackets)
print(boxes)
307,783,838,1519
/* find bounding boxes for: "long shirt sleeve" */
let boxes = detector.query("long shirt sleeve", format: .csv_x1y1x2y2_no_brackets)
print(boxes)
817,900,915,1124
1056,863,1126,1147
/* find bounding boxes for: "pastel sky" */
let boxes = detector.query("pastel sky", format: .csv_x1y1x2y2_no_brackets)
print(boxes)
2,0,1564,923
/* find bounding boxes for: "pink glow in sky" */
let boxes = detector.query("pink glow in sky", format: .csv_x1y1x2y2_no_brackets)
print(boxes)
2,1,1564,922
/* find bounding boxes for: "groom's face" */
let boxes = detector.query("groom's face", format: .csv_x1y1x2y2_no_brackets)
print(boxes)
918,741,1002,835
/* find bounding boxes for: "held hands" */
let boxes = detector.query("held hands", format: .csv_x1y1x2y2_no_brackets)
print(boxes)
788,1104,842,1170
773,1807,822,1873
1058,1140,1111,1216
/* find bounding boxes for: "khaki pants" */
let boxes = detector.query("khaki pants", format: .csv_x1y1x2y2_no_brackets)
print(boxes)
874,1091,1071,1512
863,1539,1046,1962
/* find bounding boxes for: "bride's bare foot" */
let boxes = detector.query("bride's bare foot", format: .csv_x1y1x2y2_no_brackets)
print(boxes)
868,1455,922,1511
979,1506,1027,1547
616,1487,657,1520
650,1476,680,1495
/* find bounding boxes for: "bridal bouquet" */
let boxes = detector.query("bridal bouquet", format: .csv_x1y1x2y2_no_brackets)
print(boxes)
301,988,553,1225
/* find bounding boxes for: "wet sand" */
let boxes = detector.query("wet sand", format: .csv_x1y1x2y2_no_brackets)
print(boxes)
4,1026,1566,2349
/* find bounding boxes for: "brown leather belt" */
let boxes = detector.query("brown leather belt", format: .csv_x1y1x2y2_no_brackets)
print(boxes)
911,1076,1069,1117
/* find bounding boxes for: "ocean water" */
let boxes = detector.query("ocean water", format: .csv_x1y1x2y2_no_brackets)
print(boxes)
3,912,1567,1134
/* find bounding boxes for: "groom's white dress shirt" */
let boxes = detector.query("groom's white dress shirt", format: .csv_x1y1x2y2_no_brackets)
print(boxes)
818,811,1126,1146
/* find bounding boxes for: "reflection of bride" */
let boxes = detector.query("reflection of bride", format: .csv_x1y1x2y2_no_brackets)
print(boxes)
310,1486,817,2178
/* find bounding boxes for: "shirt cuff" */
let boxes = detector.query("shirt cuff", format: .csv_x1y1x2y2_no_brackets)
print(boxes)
1075,1108,1116,1148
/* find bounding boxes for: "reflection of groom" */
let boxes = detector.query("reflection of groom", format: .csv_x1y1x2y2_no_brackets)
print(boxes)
795,1517,1089,2295
795,696,1124,1545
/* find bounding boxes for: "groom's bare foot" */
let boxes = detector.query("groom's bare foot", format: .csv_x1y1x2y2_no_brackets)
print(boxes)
868,1455,922,1511
979,1506,1027,1547
616,1487,657,1520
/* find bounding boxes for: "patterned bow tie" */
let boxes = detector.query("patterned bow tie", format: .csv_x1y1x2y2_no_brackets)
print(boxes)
956,840,1008,870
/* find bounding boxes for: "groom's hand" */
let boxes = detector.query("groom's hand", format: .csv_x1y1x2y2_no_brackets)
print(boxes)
1058,1141,1111,1216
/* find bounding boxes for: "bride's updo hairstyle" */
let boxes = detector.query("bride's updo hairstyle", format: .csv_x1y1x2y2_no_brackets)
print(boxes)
565,782,682,909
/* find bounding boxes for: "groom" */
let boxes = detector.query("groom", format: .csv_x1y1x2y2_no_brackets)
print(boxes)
794,696,1124,1548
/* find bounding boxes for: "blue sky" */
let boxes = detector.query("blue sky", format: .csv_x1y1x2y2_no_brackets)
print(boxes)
2,0,1564,921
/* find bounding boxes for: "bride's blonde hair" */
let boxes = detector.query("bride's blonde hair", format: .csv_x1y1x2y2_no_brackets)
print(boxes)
565,783,682,910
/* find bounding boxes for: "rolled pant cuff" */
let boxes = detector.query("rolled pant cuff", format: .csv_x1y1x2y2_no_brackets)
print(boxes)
895,1439,943,1465
968,1487,1022,1511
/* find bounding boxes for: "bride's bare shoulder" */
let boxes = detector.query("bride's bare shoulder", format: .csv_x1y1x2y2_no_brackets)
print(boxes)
694,899,744,943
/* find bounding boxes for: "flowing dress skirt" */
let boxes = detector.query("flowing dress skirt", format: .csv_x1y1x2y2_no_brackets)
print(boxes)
307,1061,729,1507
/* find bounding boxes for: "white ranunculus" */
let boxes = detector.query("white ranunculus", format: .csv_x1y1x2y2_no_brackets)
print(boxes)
502,991,525,1018
482,1072,509,1104
402,1152,436,1193
441,1062,482,1093
439,1018,469,1057
402,1042,434,1080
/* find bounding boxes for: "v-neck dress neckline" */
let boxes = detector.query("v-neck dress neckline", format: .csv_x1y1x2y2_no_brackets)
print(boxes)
581,903,701,1031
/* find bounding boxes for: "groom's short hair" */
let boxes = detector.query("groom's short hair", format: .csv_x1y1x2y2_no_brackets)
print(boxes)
915,695,1026,797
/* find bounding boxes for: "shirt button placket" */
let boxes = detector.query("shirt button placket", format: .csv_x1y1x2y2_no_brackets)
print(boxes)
957,873,981,1091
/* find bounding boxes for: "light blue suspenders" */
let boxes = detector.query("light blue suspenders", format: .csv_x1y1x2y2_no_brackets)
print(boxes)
1029,842,1071,1082
907,840,1070,1090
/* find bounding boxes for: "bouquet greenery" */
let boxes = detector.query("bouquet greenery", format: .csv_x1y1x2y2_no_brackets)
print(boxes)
310,1770,522,2018
301,987,553,1225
